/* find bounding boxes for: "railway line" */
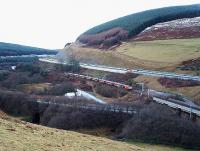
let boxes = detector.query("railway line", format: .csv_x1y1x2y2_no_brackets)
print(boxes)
36,100,137,115
153,97,200,117
66,72,200,118
65,72,133,90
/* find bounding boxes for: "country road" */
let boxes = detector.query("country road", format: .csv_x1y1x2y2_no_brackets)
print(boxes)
39,58,200,81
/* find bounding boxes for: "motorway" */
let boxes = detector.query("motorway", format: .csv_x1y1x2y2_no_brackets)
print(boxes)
132,69,200,81
39,58,200,81
82,63,200,81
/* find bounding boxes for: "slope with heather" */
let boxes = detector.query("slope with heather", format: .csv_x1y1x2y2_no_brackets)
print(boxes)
133,17,200,41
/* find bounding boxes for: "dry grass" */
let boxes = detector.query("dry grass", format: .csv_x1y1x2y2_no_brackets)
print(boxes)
0,116,141,151
129,141,197,151
64,44,167,70
117,38,200,63
0,113,194,151
65,45,137,67
19,83,51,93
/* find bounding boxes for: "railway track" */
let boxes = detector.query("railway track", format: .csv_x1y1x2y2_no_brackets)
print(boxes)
65,72,133,90
153,97,200,117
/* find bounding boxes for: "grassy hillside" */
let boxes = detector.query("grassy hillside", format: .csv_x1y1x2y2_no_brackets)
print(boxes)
0,116,138,151
77,4,200,47
0,113,195,151
66,38,200,70
0,42,58,56
117,38,200,63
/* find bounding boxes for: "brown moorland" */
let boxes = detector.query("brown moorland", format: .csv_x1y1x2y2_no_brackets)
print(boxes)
133,17,200,41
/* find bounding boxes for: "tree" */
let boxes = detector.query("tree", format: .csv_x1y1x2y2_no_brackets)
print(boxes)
69,56,80,72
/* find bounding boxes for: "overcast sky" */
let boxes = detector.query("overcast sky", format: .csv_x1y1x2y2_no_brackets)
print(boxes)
0,0,199,49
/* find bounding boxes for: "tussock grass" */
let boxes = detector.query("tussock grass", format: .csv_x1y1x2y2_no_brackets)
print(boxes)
0,117,139,151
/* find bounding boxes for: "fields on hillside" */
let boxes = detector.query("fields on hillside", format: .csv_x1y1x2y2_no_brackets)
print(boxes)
117,38,200,63
66,38,200,71
65,44,172,69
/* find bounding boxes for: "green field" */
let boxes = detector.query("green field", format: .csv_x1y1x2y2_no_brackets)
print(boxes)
117,38,200,63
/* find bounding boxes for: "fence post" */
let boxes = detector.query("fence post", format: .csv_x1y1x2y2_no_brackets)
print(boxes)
126,106,129,114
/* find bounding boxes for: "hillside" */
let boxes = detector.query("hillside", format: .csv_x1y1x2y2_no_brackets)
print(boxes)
65,38,200,70
133,17,200,41
0,112,195,151
63,38,200,102
0,42,58,56
0,114,138,151
76,4,200,48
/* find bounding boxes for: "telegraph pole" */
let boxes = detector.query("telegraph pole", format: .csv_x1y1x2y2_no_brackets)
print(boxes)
141,83,144,95
190,104,192,120
148,89,150,98
137,82,144,96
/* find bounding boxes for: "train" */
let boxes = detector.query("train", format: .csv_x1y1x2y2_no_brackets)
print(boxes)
66,73,133,91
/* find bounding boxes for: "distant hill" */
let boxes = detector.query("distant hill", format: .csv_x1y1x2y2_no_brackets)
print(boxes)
77,4,200,48
0,42,58,56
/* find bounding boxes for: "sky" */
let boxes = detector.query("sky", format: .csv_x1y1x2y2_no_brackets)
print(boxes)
0,0,199,49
